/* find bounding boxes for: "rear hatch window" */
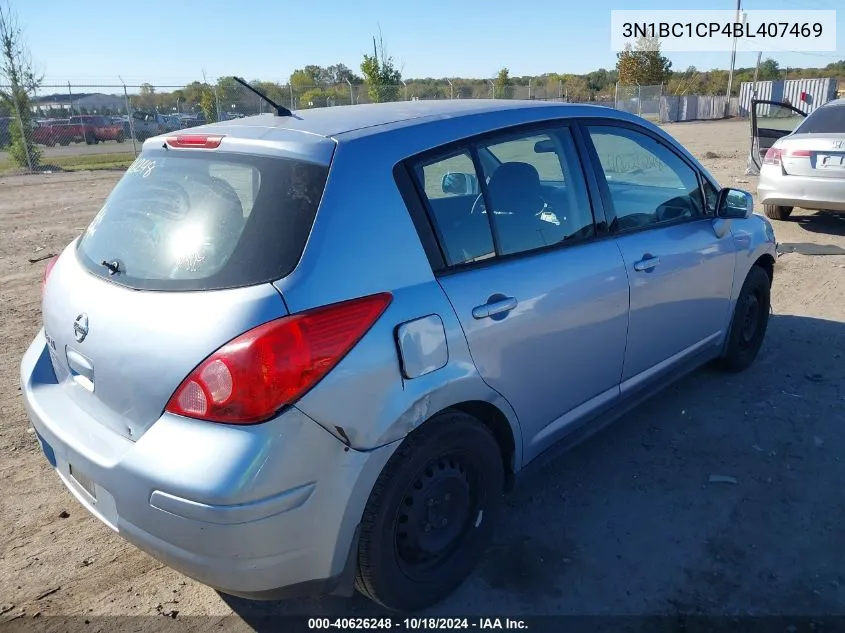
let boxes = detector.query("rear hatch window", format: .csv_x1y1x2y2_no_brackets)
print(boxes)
76,149,329,290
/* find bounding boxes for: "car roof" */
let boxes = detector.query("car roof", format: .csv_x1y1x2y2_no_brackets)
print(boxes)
196,99,622,140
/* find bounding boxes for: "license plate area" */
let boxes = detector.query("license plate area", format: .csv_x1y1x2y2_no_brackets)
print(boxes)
69,464,97,501
817,154,845,169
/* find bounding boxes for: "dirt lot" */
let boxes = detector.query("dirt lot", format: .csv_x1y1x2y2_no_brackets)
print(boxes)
1,118,845,629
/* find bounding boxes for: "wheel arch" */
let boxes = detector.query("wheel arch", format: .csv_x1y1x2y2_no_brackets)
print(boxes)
449,400,517,490
754,253,775,287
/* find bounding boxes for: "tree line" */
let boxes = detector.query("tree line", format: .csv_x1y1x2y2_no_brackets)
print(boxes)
2,0,844,169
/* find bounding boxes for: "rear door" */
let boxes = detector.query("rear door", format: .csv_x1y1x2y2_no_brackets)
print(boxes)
581,121,737,393
751,99,807,170
410,123,630,463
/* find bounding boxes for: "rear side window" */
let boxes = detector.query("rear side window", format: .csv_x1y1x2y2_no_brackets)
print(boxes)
77,149,328,291
795,105,845,134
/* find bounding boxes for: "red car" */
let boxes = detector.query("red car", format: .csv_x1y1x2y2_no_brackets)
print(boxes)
32,119,74,146
70,115,126,144
33,116,127,146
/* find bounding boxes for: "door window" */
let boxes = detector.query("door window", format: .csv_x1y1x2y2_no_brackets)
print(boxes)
412,126,594,266
475,129,593,255
586,125,705,231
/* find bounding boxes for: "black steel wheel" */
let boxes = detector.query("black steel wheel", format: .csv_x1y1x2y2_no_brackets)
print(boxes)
355,410,504,611
718,265,771,372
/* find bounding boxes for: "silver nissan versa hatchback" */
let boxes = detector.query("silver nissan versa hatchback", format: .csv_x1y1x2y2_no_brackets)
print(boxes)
21,95,777,612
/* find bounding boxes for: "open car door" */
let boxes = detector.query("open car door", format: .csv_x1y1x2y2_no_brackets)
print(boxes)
750,99,807,170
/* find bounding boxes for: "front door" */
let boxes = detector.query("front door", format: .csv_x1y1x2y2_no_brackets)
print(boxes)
582,123,737,393
751,99,807,170
411,124,630,462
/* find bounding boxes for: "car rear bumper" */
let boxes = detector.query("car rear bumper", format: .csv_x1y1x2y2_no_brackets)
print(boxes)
20,329,396,598
758,168,845,212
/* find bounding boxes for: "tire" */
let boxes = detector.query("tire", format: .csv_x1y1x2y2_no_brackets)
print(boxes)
85,133,95,145
717,266,771,372
46,139,56,147
355,410,504,612
763,204,792,220
116,132,125,143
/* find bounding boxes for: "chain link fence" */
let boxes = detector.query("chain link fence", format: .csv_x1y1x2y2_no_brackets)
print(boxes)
0,79,748,174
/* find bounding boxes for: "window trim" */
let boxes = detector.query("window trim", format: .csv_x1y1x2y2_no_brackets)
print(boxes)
576,118,712,236
400,118,606,276
392,161,447,272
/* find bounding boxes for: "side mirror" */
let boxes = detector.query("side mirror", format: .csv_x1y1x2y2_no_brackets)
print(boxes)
441,171,479,195
717,188,754,219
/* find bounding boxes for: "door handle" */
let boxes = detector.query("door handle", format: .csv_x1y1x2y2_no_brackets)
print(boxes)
472,296,518,319
633,255,660,272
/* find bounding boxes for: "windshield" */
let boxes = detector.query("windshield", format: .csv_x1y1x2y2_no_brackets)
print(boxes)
77,149,329,291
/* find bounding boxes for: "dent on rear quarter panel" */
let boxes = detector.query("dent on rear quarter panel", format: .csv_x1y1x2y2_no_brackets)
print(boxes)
277,137,523,464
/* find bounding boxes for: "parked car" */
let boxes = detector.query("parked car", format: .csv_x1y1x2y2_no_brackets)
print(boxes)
23,101,777,612
129,110,166,141
162,114,183,132
31,118,77,146
751,98,845,220
33,116,126,146
69,115,126,144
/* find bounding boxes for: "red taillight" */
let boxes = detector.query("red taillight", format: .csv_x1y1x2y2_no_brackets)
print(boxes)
165,292,392,424
763,147,783,165
764,147,812,165
41,255,58,297
165,134,224,149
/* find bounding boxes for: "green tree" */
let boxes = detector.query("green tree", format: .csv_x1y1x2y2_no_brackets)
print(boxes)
758,58,781,81
138,82,156,109
360,32,402,103
199,84,217,122
616,37,672,85
0,0,40,169
494,67,511,98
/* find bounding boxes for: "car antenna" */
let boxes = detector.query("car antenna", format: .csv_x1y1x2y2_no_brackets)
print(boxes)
231,76,292,117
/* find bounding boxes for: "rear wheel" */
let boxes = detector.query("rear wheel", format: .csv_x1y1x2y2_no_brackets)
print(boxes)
355,411,504,611
116,132,125,143
717,266,771,372
763,204,793,220
84,132,96,145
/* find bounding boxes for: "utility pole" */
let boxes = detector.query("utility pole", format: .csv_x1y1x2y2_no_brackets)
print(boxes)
752,51,762,99
446,78,454,99
345,78,353,105
725,0,741,102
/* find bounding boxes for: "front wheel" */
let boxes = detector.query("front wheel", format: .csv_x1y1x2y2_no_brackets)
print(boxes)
355,411,504,611
763,204,793,220
116,132,125,143
717,266,771,372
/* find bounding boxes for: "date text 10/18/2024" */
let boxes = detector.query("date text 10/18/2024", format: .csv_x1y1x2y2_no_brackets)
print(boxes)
307,617,529,630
